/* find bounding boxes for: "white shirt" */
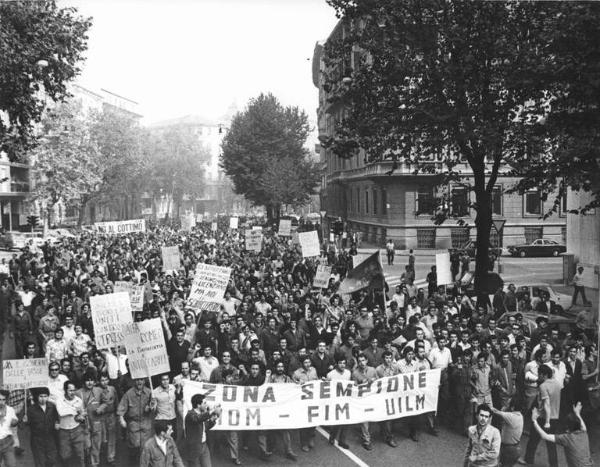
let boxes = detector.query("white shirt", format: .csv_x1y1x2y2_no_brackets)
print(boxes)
545,361,567,389
429,347,453,369
62,325,76,343
197,356,219,382
327,368,351,381
48,374,68,404
56,395,84,430
104,353,129,380
0,406,17,440
155,435,167,455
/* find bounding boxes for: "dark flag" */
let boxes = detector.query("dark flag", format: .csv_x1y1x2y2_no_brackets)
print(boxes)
337,251,385,295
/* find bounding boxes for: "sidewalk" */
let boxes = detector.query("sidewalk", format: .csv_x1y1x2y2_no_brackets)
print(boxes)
357,242,438,256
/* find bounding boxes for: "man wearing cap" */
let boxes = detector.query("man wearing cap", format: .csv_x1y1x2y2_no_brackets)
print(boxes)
24,387,59,467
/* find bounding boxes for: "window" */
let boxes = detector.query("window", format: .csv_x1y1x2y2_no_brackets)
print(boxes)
417,228,436,249
524,191,542,216
451,187,469,217
373,189,378,214
524,226,543,243
382,189,387,215
416,187,435,215
492,186,503,216
451,228,470,248
356,188,360,213
365,190,369,214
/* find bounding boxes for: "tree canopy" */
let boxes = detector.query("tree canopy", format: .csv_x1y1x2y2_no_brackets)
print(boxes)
220,93,319,220
0,0,91,159
322,0,600,294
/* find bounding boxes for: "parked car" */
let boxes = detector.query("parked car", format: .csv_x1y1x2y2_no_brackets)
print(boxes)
507,238,566,257
449,240,507,259
505,283,572,313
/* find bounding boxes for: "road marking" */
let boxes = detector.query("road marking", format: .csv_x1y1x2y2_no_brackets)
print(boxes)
315,426,370,467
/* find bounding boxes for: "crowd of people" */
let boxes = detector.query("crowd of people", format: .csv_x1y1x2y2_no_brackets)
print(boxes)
0,217,598,467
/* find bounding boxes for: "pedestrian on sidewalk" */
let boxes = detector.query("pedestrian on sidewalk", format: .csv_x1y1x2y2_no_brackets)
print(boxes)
386,239,395,265
570,266,592,307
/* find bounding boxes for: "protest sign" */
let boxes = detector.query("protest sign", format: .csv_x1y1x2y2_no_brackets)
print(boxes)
181,214,196,232
122,318,170,379
279,219,292,237
313,265,332,288
187,263,232,312
3,359,48,391
299,231,320,258
130,285,145,312
114,281,132,294
162,246,181,271
113,282,144,311
94,219,146,235
0,263,8,275
182,370,440,430
90,292,133,349
230,217,239,229
352,250,378,268
435,252,453,286
291,232,299,244
211,222,218,232
196,214,204,223
252,226,263,231
245,230,262,252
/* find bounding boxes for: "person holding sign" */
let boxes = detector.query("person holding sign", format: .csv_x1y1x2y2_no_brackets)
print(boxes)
183,393,222,467
24,387,59,467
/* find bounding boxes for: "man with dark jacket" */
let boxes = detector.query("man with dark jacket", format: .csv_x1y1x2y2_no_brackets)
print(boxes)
25,387,59,467
183,394,222,467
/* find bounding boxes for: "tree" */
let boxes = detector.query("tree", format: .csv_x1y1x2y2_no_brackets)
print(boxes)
0,0,91,159
88,108,145,222
322,0,573,296
29,101,102,230
146,126,209,219
220,93,320,221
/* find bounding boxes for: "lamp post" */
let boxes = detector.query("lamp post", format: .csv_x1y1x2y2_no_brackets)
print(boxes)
492,219,506,274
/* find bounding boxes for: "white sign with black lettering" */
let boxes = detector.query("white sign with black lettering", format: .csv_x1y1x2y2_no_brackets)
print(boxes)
122,318,170,379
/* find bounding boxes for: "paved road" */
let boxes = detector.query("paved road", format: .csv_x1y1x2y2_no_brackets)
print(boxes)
13,414,600,466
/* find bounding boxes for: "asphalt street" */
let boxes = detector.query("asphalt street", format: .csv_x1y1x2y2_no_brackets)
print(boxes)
7,251,600,466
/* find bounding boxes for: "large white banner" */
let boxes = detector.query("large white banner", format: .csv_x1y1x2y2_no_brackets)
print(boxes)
187,263,232,312
435,252,453,286
122,319,170,379
279,219,292,237
313,265,332,288
90,292,133,349
182,370,440,430
162,246,181,271
230,217,239,229
245,230,262,252
94,219,146,235
299,231,320,258
3,359,48,390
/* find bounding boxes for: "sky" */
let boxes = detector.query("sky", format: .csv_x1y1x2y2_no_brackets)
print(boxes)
65,0,339,126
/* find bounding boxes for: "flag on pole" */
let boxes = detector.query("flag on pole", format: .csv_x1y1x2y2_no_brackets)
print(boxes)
337,251,385,295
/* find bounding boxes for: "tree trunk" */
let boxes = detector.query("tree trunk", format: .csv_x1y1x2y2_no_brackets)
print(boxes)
78,195,89,226
474,189,492,303
265,203,281,224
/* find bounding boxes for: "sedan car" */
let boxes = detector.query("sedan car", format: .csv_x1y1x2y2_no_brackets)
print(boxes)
507,238,566,257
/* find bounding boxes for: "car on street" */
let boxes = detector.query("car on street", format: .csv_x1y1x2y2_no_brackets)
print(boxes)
449,240,508,259
507,238,566,257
